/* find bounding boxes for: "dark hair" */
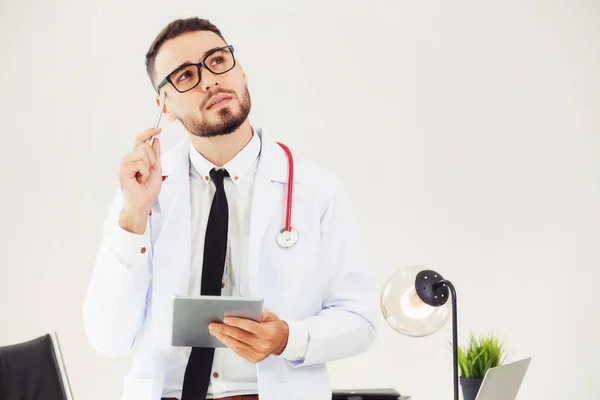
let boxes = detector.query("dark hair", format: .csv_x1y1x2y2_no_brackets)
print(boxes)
145,17,227,89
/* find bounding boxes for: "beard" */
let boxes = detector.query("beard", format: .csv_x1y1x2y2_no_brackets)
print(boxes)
179,86,251,138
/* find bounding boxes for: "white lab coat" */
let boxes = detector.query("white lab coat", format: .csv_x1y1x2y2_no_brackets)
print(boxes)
83,128,378,400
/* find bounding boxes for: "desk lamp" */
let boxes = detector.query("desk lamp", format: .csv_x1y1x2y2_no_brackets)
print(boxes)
380,266,458,400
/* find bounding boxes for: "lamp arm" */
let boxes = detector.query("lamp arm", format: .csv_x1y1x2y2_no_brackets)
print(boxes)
438,279,458,400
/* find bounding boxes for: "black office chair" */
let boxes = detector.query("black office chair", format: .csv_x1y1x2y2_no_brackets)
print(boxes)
0,332,73,400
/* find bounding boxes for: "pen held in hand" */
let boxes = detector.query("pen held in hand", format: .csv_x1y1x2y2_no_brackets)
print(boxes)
149,91,167,146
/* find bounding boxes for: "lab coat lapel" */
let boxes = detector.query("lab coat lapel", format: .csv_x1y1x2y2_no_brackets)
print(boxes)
248,130,292,298
152,139,191,346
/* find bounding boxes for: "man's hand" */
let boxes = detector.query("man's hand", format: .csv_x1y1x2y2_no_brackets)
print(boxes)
118,128,163,234
209,308,289,364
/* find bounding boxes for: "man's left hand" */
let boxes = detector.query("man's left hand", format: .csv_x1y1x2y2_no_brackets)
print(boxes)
209,308,289,363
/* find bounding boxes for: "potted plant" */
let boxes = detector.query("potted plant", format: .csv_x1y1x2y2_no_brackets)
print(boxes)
457,332,507,400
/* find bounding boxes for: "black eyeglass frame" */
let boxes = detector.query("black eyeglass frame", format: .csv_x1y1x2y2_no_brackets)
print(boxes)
156,44,236,94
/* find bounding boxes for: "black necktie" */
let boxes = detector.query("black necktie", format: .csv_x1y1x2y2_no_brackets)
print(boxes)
181,168,230,400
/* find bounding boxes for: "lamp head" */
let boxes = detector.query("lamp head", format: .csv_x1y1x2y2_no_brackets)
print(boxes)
414,270,450,307
380,266,451,337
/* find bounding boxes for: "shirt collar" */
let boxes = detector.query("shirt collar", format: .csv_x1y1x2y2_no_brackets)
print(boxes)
189,128,261,185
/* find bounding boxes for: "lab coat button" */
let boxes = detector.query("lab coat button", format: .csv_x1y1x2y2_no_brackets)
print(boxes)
213,372,219,378
141,247,147,254
221,282,225,288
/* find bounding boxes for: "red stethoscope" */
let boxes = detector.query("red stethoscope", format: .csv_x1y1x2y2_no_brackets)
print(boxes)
274,142,299,248
150,141,299,251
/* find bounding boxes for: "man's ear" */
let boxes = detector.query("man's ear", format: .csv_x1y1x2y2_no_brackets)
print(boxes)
154,95,178,122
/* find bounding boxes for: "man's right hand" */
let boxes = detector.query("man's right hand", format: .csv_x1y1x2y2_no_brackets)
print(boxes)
118,128,163,234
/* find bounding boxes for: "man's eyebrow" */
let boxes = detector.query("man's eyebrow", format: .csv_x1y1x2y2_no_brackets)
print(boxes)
170,47,223,73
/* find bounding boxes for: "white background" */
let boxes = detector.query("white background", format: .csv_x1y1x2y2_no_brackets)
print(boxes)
1,0,599,399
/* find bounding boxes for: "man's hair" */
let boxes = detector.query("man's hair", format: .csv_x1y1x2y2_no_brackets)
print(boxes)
145,17,227,89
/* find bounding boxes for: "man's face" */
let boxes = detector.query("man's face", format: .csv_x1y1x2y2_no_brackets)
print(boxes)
153,31,251,138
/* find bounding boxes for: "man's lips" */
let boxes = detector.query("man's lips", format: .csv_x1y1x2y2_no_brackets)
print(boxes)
206,94,233,110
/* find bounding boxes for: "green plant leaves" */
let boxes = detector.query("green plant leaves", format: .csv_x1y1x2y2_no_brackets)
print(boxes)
455,332,507,379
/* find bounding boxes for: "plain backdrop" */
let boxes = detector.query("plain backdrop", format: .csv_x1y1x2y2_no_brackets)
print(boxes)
1,0,599,399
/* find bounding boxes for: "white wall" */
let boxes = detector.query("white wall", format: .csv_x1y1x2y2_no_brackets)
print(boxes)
1,0,599,399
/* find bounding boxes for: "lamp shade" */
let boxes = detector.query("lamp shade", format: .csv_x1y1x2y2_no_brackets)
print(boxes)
380,266,451,337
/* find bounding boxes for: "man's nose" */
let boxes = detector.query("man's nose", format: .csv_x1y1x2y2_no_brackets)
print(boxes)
200,68,220,92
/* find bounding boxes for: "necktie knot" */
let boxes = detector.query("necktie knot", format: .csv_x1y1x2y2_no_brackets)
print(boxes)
210,168,229,189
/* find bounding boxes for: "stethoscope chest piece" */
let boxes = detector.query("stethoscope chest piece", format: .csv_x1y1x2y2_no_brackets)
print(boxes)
277,227,299,248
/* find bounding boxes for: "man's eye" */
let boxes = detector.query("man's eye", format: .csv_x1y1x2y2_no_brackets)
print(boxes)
210,56,224,66
177,71,192,82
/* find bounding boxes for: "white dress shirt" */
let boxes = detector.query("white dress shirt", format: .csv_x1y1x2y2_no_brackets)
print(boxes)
162,130,308,399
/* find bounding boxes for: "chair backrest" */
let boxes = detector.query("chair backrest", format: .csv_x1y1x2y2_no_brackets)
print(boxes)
0,332,73,400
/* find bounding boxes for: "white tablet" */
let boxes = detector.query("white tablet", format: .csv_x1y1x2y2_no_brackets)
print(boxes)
171,295,264,348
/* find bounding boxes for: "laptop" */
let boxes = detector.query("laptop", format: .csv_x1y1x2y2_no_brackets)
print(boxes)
476,358,531,400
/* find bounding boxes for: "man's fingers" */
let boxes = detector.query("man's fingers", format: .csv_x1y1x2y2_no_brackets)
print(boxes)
133,161,150,182
121,148,153,182
212,332,259,362
261,308,278,322
140,143,156,168
134,128,162,149
123,150,150,171
213,324,258,346
224,317,261,335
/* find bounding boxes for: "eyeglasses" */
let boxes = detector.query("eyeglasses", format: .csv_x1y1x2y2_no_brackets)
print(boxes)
157,45,236,93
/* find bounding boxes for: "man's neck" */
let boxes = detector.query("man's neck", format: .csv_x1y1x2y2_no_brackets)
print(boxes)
189,120,253,167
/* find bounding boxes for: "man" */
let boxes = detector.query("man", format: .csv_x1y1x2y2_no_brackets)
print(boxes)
83,17,378,400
